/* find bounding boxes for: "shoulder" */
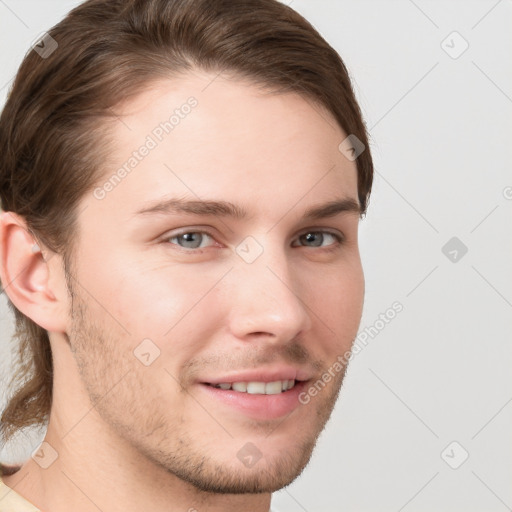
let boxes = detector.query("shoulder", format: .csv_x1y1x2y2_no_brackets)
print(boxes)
0,464,41,512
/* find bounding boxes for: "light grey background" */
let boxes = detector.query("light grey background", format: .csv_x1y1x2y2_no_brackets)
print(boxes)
1,1,511,511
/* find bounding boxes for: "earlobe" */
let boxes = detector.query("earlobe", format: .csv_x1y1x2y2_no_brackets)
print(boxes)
0,210,68,333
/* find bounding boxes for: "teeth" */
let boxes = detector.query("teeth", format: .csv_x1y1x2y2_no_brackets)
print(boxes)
247,382,266,394
264,381,283,395
232,382,247,392
211,380,296,394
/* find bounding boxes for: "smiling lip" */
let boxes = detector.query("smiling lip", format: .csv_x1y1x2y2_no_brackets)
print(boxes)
200,366,313,385
197,366,313,420
198,381,308,420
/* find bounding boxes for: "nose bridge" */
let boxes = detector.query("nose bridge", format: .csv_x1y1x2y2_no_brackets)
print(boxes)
227,236,312,340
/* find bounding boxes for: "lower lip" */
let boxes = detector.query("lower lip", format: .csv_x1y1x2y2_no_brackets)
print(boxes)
197,381,308,420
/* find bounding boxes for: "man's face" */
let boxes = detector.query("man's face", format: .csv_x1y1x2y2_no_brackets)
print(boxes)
64,70,364,493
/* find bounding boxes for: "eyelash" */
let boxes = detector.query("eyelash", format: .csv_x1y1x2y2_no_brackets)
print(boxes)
162,229,344,253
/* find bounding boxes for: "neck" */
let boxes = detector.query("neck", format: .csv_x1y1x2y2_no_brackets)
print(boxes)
2,420,272,512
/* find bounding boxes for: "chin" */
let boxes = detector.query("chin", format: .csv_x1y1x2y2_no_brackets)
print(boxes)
176,442,315,494
165,436,318,495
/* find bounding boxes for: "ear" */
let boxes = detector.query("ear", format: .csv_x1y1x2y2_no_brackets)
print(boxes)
0,210,68,333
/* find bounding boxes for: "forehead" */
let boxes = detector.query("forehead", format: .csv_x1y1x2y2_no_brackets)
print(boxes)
88,70,359,222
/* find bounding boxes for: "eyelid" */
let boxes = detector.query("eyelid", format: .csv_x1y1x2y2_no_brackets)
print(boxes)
296,227,344,241
161,227,218,242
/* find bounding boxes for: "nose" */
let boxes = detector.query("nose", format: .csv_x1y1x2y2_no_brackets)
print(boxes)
226,245,313,344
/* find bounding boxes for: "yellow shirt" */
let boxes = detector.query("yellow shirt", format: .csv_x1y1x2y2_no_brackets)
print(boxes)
0,474,41,512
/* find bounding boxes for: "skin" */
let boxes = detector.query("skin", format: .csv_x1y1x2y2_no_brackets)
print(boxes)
0,69,364,512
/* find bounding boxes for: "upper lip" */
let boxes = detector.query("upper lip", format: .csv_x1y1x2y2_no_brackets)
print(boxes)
200,366,313,385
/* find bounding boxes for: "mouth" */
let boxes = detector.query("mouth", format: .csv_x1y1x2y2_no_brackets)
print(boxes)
205,379,297,395
198,374,309,420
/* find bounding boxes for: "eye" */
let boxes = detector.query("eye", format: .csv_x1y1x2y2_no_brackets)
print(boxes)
165,231,216,250
293,230,343,250
162,229,344,252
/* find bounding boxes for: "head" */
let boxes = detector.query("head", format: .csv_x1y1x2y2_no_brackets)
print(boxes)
0,0,373,494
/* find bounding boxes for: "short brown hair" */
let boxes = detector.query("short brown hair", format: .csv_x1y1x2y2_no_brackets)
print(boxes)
0,0,374,447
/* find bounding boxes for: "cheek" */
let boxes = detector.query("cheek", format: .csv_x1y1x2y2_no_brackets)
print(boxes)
311,261,364,349
83,251,227,352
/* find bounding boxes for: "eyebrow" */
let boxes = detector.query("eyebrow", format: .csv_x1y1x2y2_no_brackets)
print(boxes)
135,196,362,221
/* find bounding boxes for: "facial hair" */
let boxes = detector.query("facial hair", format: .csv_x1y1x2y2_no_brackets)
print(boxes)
64,261,351,495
